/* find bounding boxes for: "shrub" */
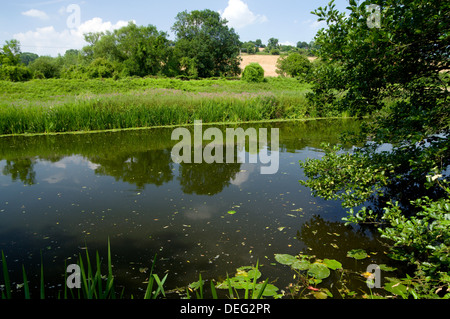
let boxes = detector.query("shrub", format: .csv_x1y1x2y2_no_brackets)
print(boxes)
29,56,61,79
276,53,312,78
242,63,265,83
87,58,116,79
0,65,32,82
61,65,88,79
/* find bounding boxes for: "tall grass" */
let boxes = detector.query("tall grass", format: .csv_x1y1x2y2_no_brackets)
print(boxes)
0,77,321,136
0,240,167,300
2,243,270,300
0,90,313,135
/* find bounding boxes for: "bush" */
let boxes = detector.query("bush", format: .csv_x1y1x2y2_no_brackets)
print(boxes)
87,58,116,79
29,56,61,79
61,65,88,79
276,53,312,78
270,49,280,55
242,63,265,83
0,65,32,82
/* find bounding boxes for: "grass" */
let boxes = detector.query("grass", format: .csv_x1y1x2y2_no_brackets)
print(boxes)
0,77,343,136
1,239,167,300
1,245,267,300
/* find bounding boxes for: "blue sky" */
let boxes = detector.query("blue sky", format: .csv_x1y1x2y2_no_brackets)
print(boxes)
0,0,350,56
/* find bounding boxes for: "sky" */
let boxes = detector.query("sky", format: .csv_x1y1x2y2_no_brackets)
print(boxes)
0,0,350,57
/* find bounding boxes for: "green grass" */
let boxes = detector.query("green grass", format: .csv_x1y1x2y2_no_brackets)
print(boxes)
1,239,167,300
0,77,326,136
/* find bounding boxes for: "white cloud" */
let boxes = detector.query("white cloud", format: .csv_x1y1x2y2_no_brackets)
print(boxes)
220,0,268,29
72,17,130,38
279,41,295,46
22,9,49,20
14,18,131,56
304,19,327,31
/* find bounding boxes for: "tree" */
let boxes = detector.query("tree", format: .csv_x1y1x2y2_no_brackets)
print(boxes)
86,58,116,79
304,0,450,217
242,41,257,54
255,39,264,48
297,41,309,49
300,0,449,296
266,38,279,51
1,40,21,66
29,56,61,79
19,52,39,66
276,53,312,78
172,9,242,78
0,39,32,81
82,22,173,77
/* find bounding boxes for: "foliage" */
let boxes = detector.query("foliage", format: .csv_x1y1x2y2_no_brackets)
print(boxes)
312,0,449,117
305,59,346,117
29,56,61,79
276,53,312,79
19,52,39,66
377,178,450,298
274,253,349,299
0,40,21,66
301,146,450,298
0,77,317,135
265,38,279,53
172,9,242,78
187,261,280,299
82,22,173,77
299,0,450,299
0,65,32,82
1,241,167,299
242,63,265,83
300,143,389,208
86,58,116,79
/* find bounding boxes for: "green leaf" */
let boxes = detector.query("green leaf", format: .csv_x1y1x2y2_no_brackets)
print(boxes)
291,259,311,271
347,249,368,260
1,251,11,299
227,210,237,215
379,264,397,272
323,259,342,270
384,282,408,298
307,263,330,280
274,254,298,266
313,291,329,299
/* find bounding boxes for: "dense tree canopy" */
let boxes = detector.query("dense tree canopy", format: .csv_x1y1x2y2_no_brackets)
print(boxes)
172,9,242,78
300,0,449,295
304,0,449,205
83,22,174,77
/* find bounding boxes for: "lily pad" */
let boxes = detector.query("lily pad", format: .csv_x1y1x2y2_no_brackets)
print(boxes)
347,249,368,260
227,210,237,215
312,291,329,299
323,259,342,270
307,263,330,280
254,283,279,297
274,254,298,266
291,259,311,271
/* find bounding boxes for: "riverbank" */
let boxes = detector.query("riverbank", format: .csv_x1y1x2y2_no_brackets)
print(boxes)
0,77,346,136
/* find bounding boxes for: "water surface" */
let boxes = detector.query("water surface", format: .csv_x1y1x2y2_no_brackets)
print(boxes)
0,119,399,298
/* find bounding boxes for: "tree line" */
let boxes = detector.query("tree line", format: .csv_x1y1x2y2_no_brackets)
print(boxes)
0,9,315,82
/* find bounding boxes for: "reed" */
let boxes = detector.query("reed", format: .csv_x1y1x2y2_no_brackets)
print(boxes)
0,77,318,136
0,90,313,135
0,239,166,299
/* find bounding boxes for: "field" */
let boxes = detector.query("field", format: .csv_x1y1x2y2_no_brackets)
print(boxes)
240,54,317,77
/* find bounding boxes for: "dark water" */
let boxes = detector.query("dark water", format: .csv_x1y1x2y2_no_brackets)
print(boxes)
0,119,401,298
